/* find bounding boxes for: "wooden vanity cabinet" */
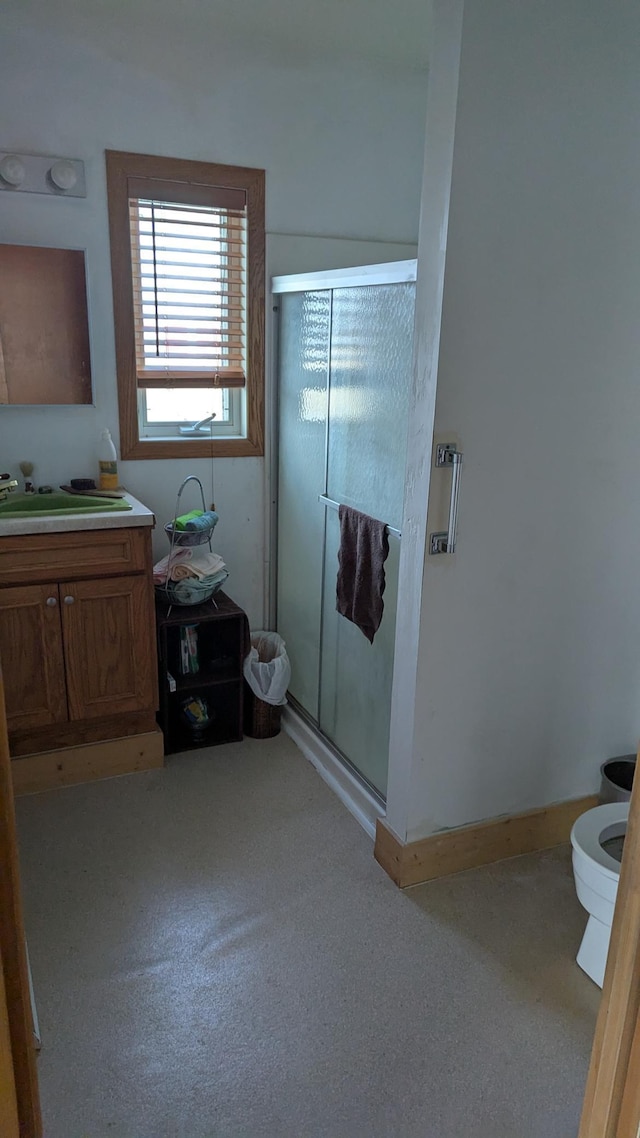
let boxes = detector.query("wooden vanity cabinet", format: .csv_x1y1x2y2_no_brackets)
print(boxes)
0,525,162,791
59,574,156,721
0,583,67,732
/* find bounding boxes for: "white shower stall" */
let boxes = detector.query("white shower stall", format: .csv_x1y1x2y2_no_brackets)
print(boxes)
271,262,417,813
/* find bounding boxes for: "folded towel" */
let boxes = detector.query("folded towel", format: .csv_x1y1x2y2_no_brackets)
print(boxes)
185,510,219,533
153,548,192,584
153,547,226,585
335,505,389,644
153,548,190,584
170,563,195,581
184,551,226,580
174,509,203,531
167,567,229,605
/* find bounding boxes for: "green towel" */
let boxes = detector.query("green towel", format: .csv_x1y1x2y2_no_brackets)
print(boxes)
174,509,203,530
185,510,218,532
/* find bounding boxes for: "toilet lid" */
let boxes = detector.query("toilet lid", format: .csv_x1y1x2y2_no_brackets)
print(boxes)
571,802,630,878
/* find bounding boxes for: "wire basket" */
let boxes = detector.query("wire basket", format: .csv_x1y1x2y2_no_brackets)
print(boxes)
155,570,229,607
164,521,216,547
160,475,222,610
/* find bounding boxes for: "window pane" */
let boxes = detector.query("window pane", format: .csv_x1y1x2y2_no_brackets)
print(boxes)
145,388,227,424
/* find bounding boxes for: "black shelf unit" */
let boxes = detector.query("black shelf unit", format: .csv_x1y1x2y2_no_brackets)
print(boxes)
155,591,249,754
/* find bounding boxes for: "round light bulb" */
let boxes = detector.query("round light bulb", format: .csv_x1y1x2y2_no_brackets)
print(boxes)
0,155,26,187
50,160,77,191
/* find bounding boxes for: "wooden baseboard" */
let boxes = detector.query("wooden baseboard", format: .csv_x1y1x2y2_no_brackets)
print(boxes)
375,794,599,888
9,709,158,758
11,728,164,796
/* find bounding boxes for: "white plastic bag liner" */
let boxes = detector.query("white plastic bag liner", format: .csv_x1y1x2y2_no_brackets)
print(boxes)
243,631,291,706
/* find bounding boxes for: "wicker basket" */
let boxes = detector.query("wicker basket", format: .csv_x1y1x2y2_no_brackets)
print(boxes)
243,682,282,738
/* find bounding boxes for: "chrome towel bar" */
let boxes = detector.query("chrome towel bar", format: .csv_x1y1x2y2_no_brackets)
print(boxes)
318,494,401,539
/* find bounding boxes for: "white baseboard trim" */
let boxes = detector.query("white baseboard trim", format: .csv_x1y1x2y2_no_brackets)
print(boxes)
282,705,384,840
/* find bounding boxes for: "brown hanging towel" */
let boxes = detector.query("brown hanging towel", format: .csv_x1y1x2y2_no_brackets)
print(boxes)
336,504,390,644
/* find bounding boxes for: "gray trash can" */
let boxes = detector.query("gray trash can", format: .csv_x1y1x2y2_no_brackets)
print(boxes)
599,755,636,804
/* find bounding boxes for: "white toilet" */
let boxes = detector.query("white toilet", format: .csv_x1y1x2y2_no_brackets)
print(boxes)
570,802,629,987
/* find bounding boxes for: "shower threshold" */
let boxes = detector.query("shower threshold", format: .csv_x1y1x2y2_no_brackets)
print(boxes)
282,696,386,839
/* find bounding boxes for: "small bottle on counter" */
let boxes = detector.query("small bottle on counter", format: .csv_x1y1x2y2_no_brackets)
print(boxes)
98,428,119,491
19,460,35,493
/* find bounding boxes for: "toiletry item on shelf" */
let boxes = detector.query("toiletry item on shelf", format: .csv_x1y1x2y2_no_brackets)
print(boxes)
19,461,35,494
179,625,199,674
181,695,213,738
98,428,118,491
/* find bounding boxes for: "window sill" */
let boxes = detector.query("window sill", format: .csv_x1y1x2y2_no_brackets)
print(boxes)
121,436,264,460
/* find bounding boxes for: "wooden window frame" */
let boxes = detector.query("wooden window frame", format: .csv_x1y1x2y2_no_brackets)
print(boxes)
106,150,265,460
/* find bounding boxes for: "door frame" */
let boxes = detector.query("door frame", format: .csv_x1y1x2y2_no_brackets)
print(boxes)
380,0,465,842
579,743,640,1137
0,666,42,1136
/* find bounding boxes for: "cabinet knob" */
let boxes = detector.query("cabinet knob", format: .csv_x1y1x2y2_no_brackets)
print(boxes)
63,595,75,605
46,596,57,607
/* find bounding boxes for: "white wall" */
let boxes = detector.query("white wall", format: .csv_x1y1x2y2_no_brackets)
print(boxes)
396,0,640,841
0,1,425,623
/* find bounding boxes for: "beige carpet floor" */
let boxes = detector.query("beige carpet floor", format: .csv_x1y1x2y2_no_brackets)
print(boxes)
15,734,600,1138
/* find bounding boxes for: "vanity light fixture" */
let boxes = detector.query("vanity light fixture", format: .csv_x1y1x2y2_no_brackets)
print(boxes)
0,151,86,197
0,154,26,187
49,159,78,192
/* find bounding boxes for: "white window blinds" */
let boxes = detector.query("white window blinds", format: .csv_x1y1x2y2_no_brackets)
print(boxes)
128,188,247,388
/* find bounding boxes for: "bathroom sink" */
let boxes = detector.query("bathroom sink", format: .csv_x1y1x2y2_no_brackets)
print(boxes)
0,492,132,518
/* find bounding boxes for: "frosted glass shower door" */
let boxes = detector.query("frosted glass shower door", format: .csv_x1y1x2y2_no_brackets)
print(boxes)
320,510,400,795
318,283,415,796
276,291,329,717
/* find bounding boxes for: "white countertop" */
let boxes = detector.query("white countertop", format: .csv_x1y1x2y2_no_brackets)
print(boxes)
0,491,155,538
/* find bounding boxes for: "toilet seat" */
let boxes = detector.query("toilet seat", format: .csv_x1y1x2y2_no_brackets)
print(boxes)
570,801,629,987
571,802,629,877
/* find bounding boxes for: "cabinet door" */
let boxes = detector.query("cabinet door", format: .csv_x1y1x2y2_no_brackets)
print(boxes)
60,575,156,721
0,585,67,730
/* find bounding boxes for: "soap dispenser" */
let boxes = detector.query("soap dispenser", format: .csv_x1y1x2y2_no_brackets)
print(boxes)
98,429,119,491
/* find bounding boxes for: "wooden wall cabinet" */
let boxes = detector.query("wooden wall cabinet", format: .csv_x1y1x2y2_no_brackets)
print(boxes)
0,244,92,406
0,525,162,792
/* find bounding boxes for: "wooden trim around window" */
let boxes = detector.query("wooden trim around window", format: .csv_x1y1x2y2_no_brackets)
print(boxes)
105,150,265,460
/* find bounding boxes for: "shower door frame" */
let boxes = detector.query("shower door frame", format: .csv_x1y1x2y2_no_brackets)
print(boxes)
268,260,417,832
